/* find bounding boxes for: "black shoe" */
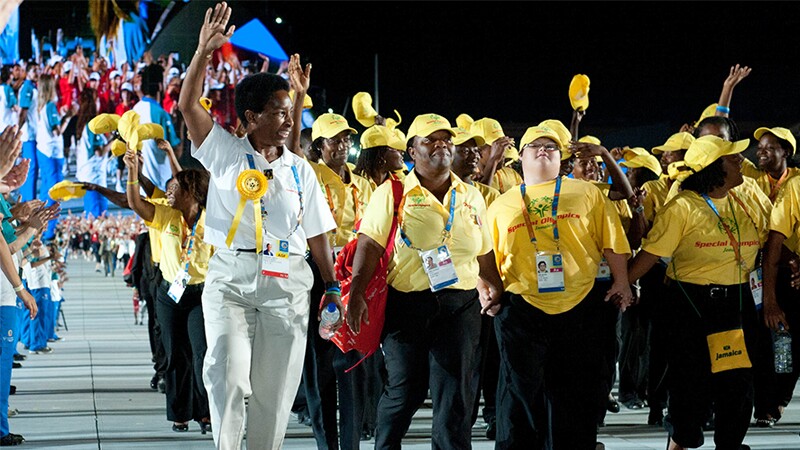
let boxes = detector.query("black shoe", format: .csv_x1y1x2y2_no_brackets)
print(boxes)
607,398,620,413
624,399,646,410
0,433,24,446
754,417,775,428
149,375,159,390
197,421,212,435
486,419,496,440
702,415,715,431
172,423,189,432
8,385,14,396
12,355,24,361
648,410,664,427
11,363,20,369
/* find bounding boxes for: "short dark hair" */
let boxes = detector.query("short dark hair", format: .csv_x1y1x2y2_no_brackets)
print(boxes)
175,169,211,208
694,116,740,141
0,66,11,83
234,73,290,127
141,63,163,97
680,158,726,195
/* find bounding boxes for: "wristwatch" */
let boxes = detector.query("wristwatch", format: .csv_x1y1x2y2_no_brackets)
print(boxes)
324,280,340,291
634,205,645,214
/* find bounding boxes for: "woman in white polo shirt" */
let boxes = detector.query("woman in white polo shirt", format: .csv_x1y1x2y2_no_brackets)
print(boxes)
178,3,339,449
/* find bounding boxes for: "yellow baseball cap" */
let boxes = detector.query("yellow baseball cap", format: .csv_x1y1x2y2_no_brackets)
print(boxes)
452,127,485,147
289,90,313,109
621,152,663,177
568,74,590,111
694,103,718,128
683,135,750,173
578,135,601,145
520,125,570,160
652,132,695,155
470,118,506,145
405,113,456,144
754,127,796,154
88,114,120,134
538,119,572,149
49,180,86,201
504,146,520,162
311,113,357,141
360,125,407,151
352,92,378,127
668,161,690,181
456,113,474,131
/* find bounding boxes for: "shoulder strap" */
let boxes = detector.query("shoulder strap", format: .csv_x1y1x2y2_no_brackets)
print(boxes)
385,179,404,255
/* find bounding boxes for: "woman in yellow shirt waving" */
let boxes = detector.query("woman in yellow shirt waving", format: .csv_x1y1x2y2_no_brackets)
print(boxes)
124,150,213,434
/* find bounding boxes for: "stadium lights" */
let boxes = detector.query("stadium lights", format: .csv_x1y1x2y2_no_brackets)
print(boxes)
275,17,283,24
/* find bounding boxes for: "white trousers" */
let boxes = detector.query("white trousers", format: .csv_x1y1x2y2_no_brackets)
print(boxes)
202,249,311,450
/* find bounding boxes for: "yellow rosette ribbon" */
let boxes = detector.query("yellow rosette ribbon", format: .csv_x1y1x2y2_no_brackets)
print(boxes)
226,169,269,251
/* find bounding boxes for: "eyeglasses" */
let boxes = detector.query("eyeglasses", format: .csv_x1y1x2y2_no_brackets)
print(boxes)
325,136,352,147
524,143,560,152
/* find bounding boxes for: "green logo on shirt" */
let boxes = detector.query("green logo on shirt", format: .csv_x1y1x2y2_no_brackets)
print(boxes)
527,196,553,219
717,217,739,235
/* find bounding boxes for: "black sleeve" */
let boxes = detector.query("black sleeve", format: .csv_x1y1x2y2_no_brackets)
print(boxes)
131,232,149,290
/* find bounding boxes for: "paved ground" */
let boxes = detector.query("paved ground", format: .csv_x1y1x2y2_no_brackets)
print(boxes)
7,256,800,449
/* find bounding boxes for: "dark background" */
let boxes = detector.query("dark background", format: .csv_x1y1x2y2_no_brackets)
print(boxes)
18,1,800,149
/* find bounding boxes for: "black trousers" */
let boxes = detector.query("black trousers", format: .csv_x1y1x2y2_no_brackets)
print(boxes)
156,281,209,422
595,280,620,425
494,285,607,450
753,266,800,420
303,257,371,450
639,264,669,416
472,312,500,426
663,281,757,450
375,287,481,450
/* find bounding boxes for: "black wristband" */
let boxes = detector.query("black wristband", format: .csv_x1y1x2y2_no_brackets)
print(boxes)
324,280,340,291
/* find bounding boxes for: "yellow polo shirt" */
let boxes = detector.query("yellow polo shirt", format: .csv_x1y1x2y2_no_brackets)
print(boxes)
310,161,374,247
151,204,213,286
491,166,523,193
364,171,407,193
487,177,631,314
359,170,492,292
591,181,632,232
641,177,671,223
740,158,800,203
145,188,169,264
769,176,800,254
643,189,770,286
472,180,501,207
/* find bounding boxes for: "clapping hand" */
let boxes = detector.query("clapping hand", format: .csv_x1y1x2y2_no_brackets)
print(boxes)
10,199,45,222
0,125,22,178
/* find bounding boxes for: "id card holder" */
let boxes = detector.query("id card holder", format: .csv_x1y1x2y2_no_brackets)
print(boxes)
420,245,459,292
749,267,763,310
167,269,190,303
596,257,612,281
536,252,565,293
261,239,290,278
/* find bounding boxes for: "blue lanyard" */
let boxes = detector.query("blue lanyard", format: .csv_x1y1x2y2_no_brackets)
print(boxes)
520,176,562,251
701,194,743,267
246,153,304,238
399,188,457,250
182,210,202,273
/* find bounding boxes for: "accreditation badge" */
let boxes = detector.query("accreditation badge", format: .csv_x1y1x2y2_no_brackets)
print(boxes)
261,239,290,278
420,245,459,292
536,252,565,293
167,269,190,303
749,268,763,310
596,257,612,281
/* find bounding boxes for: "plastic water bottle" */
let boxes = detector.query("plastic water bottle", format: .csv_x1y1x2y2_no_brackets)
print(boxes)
319,303,340,340
773,324,793,374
